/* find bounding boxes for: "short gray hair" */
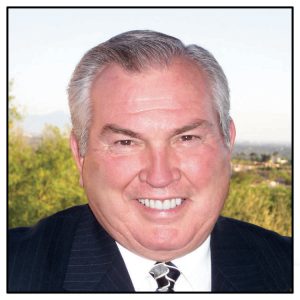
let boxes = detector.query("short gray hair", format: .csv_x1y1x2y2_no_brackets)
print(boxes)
68,30,231,156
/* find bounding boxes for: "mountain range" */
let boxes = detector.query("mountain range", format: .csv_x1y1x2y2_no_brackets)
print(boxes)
22,111,71,134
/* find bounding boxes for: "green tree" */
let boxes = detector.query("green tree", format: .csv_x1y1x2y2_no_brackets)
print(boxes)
8,80,22,130
260,154,271,162
8,81,34,226
250,152,259,162
9,125,86,228
8,131,35,227
223,168,291,236
8,82,86,227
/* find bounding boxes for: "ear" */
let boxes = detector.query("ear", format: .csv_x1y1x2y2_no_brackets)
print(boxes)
70,131,84,187
228,118,236,153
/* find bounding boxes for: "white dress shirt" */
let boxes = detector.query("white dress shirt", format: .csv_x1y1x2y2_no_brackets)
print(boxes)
116,235,211,292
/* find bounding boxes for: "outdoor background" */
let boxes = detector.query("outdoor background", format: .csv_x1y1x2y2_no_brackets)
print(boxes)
8,8,292,236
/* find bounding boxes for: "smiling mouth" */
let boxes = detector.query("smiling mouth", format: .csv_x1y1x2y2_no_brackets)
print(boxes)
137,198,185,210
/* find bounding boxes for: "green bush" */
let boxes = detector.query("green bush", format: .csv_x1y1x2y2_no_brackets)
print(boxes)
8,125,86,228
222,168,291,236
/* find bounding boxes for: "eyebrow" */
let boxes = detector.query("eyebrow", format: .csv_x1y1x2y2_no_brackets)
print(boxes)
101,124,142,139
100,119,212,139
172,120,212,136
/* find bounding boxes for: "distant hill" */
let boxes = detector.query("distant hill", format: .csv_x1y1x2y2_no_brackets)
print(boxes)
233,142,291,160
22,111,71,135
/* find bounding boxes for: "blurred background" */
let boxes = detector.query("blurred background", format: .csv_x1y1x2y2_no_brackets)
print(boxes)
8,8,292,236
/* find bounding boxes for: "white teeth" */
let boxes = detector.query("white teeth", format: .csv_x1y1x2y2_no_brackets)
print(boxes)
171,199,176,208
150,199,155,208
163,199,171,210
155,200,163,209
138,198,185,210
176,198,182,206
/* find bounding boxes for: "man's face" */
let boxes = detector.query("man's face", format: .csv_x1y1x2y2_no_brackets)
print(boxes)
71,58,235,261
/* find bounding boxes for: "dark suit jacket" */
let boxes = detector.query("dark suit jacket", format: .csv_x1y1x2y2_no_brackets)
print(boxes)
8,204,292,292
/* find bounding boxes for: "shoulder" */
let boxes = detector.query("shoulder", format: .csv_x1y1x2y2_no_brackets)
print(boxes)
8,205,89,292
9,204,87,243
214,216,291,250
211,217,292,291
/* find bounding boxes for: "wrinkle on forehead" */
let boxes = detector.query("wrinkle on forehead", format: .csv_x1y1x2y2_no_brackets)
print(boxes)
91,59,214,118
125,96,184,113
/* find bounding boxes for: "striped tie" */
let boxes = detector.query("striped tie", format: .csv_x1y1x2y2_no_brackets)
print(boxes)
150,261,181,292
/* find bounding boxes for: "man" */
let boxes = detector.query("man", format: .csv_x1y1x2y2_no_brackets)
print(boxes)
8,30,292,292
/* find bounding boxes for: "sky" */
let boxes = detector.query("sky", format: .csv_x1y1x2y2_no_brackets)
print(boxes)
8,8,292,144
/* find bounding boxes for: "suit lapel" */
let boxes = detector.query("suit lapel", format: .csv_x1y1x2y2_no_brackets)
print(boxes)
63,206,134,292
210,217,266,292
97,245,135,292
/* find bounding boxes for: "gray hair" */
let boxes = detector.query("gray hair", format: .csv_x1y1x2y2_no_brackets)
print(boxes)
68,30,231,156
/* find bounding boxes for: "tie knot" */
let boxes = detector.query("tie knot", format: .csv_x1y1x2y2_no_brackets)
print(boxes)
150,261,181,292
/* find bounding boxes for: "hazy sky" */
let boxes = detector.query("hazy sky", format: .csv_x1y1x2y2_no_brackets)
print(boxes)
9,8,292,143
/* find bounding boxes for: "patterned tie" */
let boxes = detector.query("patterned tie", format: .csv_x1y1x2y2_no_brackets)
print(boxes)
150,261,181,292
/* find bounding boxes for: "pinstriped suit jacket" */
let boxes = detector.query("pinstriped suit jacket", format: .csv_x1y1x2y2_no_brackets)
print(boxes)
8,205,292,292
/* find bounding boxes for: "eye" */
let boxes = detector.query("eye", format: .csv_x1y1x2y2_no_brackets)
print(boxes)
109,138,144,154
115,140,133,146
180,135,201,142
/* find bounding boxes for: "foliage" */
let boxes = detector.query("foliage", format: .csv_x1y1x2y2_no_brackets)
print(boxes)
222,164,291,236
8,80,22,130
8,125,86,228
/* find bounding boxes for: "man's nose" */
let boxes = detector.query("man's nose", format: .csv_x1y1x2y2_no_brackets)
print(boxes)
139,147,181,188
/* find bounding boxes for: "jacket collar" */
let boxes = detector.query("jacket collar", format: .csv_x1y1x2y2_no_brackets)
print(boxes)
210,216,265,292
62,205,134,292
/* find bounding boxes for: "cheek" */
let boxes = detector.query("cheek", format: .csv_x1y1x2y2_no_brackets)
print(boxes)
85,154,143,190
179,147,221,183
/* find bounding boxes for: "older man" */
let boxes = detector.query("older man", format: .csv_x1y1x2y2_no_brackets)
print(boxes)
8,30,292,292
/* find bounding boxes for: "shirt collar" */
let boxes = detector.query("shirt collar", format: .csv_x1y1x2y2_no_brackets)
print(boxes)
173,235,211,291
116,235,211,291
116,242,155,291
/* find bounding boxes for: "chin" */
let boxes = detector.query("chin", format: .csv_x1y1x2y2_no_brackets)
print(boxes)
137,227,194,256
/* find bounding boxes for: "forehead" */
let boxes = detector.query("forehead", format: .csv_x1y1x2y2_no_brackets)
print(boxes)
90,58,214,119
